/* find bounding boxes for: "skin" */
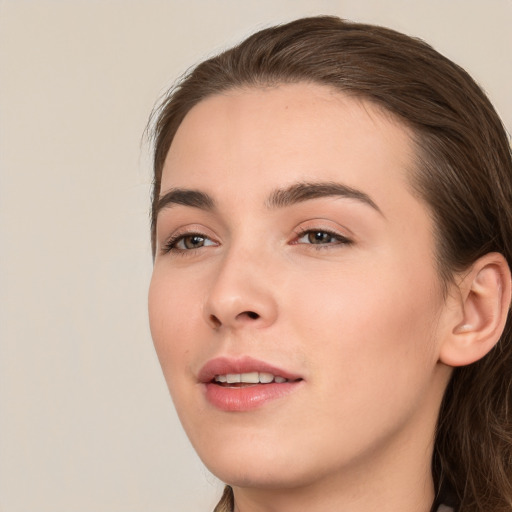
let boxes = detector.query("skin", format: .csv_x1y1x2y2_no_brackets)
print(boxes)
148,83,458,512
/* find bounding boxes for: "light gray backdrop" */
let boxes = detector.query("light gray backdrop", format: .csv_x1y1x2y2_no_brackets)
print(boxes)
1,1,511,511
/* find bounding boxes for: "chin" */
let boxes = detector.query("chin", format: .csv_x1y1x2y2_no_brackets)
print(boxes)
194,436,324,490
206,462,313,491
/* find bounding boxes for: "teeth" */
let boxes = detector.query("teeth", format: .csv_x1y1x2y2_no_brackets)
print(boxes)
259,372,274,384
241,371,259,383
214,372,289,384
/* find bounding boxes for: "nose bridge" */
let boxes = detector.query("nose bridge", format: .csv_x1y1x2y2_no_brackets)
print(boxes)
203,240,278,330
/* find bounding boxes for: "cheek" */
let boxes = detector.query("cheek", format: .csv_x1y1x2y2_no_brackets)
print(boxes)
148,269,203,382
280,263,444,459
292,259,442,393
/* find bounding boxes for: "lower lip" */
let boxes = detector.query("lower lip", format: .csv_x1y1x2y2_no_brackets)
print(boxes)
204,381,302,412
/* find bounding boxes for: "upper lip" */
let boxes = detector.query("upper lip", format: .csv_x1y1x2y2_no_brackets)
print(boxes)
198,356,303,383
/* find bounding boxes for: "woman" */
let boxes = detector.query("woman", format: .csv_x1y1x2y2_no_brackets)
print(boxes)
147,16,512,512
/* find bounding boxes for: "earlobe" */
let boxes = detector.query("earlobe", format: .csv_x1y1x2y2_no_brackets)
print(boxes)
439,252,511,367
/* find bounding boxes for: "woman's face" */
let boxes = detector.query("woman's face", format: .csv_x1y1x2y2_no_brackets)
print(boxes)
149,83,453,490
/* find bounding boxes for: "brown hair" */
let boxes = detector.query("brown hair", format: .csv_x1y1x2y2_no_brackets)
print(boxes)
148,16,512,512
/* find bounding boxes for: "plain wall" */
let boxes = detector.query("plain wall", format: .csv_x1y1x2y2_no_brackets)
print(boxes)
1,1,511,511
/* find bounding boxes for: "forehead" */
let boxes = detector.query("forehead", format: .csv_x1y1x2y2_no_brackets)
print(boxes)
161,83,417,214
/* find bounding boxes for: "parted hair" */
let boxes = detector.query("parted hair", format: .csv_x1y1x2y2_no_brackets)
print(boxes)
149,16,512,512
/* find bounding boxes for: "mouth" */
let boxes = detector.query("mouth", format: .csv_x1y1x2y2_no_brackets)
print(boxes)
199,357,304,411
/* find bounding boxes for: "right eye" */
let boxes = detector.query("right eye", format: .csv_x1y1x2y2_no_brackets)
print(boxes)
163,233,217,253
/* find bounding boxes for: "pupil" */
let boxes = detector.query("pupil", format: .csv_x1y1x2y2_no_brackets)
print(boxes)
185,235,204,249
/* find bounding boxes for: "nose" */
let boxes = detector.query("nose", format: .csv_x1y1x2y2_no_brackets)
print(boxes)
203,248,278,331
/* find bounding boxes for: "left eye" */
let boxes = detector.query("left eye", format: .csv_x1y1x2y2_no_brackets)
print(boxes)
296,230,349,245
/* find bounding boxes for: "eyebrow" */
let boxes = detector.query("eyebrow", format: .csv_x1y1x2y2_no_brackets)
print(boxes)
156,188,215,215
266,181,383,214
156,181,382,217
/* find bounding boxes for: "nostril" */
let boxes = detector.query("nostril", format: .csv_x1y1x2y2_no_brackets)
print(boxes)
245,311,260,320
209,314,222,328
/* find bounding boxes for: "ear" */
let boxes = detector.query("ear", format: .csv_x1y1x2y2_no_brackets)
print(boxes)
439,252,511,367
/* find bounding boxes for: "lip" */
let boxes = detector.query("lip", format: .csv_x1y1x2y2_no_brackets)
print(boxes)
198,356,304,412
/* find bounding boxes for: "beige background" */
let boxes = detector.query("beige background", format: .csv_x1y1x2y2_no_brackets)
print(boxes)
0,1,511,511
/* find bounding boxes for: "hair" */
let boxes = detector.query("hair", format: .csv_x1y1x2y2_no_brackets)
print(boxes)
148,16,512,512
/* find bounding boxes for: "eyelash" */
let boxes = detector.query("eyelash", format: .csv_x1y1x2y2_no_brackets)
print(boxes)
162,228,352,255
